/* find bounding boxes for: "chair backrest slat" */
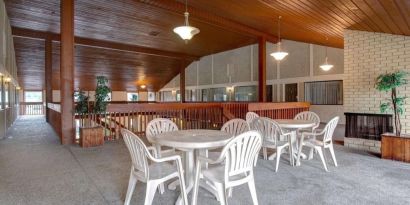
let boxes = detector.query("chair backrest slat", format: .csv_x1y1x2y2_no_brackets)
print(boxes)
219,131,262,183
122,129,150,180
221,119,250,137
251,117,284,145
146,118,178,137
294,111,321,130
323,116,339,143
246,112,259,126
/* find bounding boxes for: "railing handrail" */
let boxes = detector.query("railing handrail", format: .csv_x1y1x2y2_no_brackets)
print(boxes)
20,102,44,105
248,102,310,111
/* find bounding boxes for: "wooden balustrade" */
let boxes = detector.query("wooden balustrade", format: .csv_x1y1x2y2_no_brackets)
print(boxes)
19,102,45,115
47,103,62,142
49,102,310,144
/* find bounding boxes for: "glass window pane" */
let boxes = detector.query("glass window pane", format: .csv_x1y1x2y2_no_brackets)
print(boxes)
127,93,138,101
24,91,43,102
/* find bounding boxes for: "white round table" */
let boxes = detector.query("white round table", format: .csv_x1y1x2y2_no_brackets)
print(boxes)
272,119,316,164
149,129,232,205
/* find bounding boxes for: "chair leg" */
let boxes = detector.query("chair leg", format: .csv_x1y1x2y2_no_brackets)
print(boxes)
308,148,314,160
124,170,137,205
154,145,165,194
315,147,328,172
144,181,158,205
328,145,338,167
215,184,227,205
275,147,282,172
227,188,233,198
248,177,259,205
263,147,267,160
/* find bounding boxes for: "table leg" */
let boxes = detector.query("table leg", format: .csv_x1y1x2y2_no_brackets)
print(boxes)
175,150,194,205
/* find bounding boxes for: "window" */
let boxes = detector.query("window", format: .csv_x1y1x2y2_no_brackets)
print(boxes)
304,80,343,105
127,93,138,101
234,86,257,102
24,91,43,102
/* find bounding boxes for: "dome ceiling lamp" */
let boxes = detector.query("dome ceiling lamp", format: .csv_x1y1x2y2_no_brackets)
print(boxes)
320,37,334,71
270,16,288,61
173,0,200,42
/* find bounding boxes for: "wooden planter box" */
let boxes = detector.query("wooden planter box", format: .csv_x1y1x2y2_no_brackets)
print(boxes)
80,126,104,148
381,133,410,163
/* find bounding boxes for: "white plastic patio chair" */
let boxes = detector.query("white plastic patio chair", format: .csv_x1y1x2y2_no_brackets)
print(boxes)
296,116,339,172
191,130,262,205
121,129,188,205
206,118,250,165
221,118,250,136
294,111,321,133
146,118,179,157
245,112,259,127
251,117,293,172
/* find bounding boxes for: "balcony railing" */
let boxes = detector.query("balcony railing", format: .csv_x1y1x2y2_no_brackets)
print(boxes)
20,102,45,115
48,102,310,144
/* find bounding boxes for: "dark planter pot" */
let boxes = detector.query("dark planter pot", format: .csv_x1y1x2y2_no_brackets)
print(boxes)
381,133,410,163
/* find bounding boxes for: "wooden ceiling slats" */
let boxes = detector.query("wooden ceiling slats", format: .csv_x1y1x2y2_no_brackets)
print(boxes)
378,0,410,34
332,0,375,31
6,0,410,91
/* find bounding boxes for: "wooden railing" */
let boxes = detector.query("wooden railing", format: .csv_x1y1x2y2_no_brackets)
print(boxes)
47,103,62,141
74,102,310,140
48,102,310,144
19,102,45,115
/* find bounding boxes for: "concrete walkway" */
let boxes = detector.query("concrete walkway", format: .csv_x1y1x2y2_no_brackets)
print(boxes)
1,116,410,205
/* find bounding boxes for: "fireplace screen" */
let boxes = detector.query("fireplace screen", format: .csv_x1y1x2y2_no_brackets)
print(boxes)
345,112,393,140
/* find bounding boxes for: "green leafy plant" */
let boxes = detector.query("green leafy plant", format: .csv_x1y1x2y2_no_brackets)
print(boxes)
74,91,89,114
131,94,138,101
94,76,111,114
375,70,408,136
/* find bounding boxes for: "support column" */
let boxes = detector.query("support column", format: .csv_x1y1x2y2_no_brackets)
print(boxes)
179,61,186,103
258,37,267,102
60,0,75,144
45,38,52,122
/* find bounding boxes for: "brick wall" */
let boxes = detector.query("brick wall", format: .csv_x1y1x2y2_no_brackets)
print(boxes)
344,30,410,153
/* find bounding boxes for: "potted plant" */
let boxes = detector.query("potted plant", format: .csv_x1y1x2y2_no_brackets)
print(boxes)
376,70,410,162
79,76,111,147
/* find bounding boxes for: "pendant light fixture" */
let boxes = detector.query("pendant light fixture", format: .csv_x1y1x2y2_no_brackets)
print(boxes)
270,16,288,61
320,37,334,71
173,0,200,42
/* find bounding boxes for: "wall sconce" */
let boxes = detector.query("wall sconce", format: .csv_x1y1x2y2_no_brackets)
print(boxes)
5,77,11,83
226,86,234,93
16,86,21,90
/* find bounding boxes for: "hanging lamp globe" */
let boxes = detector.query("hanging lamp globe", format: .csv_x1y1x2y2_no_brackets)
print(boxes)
320,57,334,71
270,42,289,61
173,12,200,41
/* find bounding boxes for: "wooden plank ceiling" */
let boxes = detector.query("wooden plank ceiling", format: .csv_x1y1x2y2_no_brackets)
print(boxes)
6,0,410,91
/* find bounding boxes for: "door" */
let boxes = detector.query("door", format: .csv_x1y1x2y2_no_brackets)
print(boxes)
285,83,298,102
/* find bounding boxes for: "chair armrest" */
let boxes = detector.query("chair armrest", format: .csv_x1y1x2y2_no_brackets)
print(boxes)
197,155,224,165
147,146,158,158
301,129,326,138
151,154,181,163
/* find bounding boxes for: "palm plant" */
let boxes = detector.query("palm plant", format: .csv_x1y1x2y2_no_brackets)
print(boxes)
74,91,89,114
375,70,408,136
94,76,111,114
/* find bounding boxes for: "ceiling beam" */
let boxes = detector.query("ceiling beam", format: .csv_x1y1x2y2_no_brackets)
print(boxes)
139,0,278,43
12,27,200,61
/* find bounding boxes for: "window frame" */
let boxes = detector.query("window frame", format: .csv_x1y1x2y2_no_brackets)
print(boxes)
304,80,343,105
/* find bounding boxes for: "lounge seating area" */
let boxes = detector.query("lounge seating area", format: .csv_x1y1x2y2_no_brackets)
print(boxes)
1,116,410,205
1,0,410,204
